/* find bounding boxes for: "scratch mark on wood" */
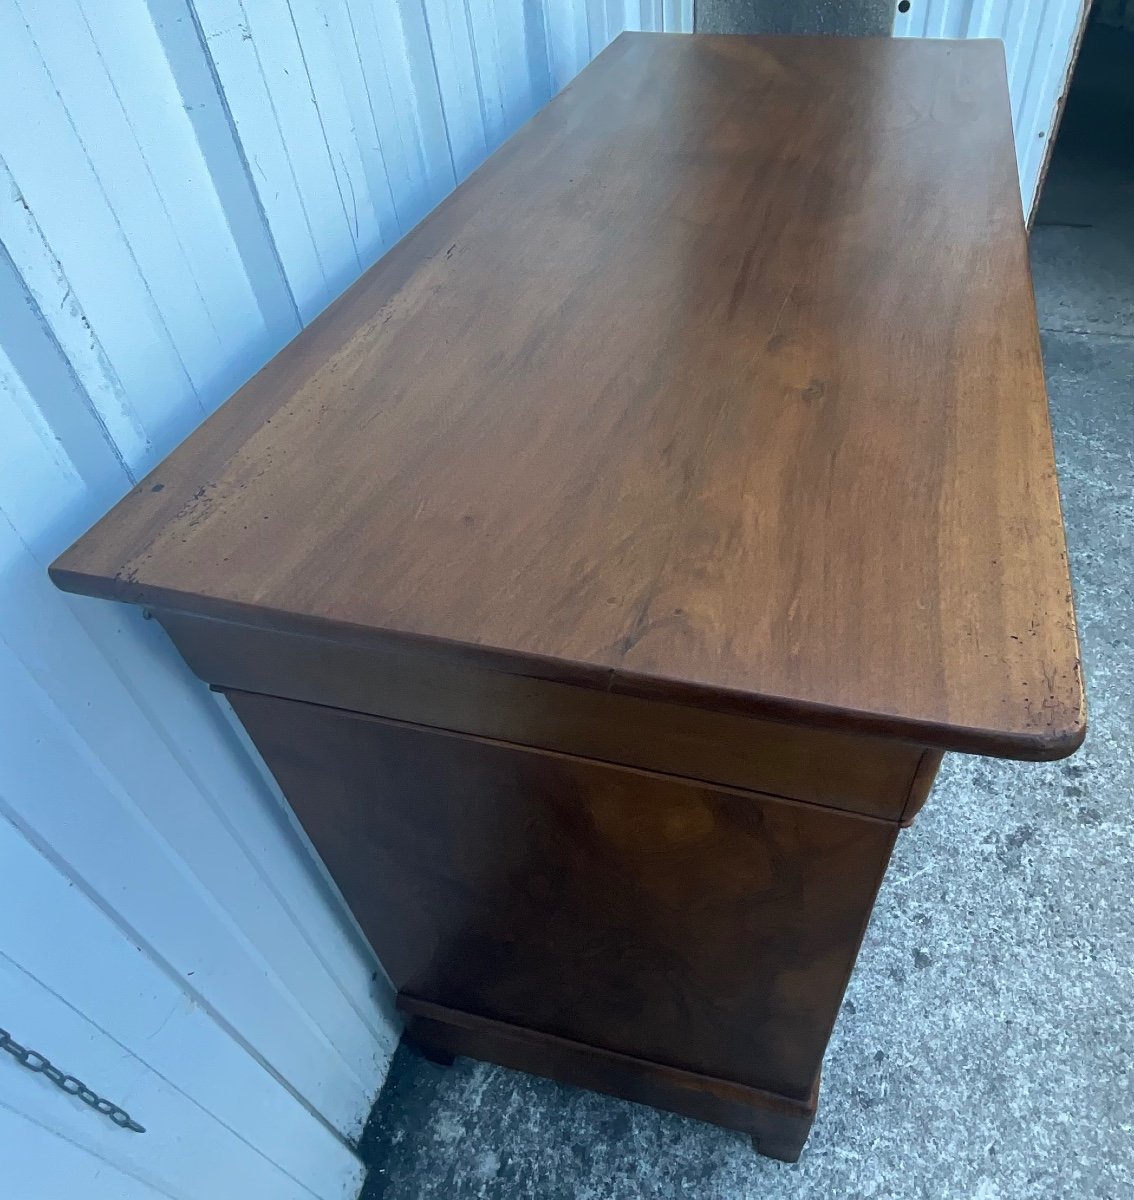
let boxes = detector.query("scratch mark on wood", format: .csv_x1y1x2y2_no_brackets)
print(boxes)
767,283,795,344
725,245,756,323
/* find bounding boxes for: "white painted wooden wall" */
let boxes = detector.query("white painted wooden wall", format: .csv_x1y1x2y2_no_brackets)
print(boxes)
0,0,689,1196
894,0,1090,217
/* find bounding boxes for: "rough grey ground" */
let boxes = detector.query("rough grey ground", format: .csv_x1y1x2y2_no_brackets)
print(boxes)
694,0,890,37
359,28,1134,1199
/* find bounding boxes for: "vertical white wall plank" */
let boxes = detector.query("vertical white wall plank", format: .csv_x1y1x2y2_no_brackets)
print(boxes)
465,0,540,148
893,0,1088,214
543,0,591,87
276,0,390,263
342,0,457,230
0,613,377,1139
189,0,346,319
0,950,361,1200
19,0,258,401
145,0,302,353
0,247,132,498
420,0,491,178
0,3,199,460
0,814,364,1199
0,1109,167,1200
311,0,405,250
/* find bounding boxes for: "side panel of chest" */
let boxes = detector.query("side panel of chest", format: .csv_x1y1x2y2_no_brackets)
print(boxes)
226,688,897,1105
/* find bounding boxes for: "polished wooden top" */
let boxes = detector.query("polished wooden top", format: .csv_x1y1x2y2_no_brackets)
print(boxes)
52,34,1084,759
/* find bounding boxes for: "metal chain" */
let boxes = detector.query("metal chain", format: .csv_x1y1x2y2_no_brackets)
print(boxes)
0,1027,146,1133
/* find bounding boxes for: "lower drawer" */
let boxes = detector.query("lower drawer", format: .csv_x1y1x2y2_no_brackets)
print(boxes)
227,687,898,1101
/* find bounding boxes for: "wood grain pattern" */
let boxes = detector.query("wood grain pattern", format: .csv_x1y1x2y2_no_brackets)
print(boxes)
51,33,1084,760
226,688,898,1102
159,609,929,820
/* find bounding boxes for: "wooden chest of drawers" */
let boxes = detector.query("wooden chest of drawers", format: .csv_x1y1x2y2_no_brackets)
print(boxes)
52,34,1083,1160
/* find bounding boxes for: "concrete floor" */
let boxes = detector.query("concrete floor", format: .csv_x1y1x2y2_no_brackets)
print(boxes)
359,28,1134,1199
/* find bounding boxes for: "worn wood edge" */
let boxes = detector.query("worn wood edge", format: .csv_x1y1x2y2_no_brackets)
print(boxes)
46,569,1087,761
397,994,817,1162
609,663,1086,762
899,750,946,827
47,569,618,689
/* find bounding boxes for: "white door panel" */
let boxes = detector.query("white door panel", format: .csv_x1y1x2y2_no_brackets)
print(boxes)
894,0,1090,216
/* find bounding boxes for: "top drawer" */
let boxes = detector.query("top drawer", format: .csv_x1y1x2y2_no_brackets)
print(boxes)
157,609,931,821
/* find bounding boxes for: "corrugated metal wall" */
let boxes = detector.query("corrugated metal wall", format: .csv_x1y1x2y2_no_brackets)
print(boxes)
0,2,688,1198
894,0,1090,216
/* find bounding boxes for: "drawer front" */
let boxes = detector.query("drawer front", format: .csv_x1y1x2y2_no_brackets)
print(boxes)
163,610,930,820
227,688,898,1100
